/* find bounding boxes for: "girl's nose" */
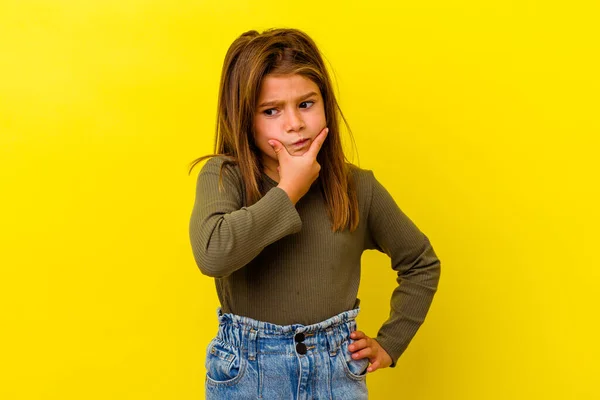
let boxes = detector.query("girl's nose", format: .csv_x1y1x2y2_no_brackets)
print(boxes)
284,109,305,133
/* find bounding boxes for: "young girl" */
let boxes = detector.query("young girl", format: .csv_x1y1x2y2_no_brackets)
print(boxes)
189,28,441,399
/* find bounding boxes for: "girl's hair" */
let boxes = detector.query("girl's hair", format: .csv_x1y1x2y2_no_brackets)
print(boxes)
189,28,359,232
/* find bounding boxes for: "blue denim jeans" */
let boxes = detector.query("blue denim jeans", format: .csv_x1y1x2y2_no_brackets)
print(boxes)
204,306,369,399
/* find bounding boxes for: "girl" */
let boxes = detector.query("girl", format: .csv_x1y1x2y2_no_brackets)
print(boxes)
189,28,441,399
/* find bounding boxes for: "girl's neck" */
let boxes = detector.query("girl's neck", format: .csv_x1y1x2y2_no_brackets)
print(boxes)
263,163,280,183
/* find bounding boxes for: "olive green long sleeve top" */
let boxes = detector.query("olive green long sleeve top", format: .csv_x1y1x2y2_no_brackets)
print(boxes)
189,156,441,367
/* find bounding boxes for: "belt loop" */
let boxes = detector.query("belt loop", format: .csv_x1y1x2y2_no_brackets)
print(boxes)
349,319,357,334
247,327,258,361
325,326,339,356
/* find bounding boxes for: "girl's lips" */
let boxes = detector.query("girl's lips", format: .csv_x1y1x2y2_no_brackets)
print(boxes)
292,139,309,147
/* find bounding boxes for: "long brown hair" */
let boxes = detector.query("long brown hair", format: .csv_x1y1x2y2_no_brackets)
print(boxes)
189,28,359,232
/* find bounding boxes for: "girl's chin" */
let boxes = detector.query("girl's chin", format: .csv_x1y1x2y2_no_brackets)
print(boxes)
290,148,309,156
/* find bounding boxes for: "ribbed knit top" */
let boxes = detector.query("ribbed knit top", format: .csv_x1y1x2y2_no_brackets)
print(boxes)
189,155,441,367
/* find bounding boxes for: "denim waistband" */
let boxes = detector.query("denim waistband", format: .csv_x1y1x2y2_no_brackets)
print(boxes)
216,307,360,335
213,307,361,360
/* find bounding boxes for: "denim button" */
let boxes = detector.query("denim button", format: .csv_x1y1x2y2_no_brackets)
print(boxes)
296,342,307,355
294,333,305,343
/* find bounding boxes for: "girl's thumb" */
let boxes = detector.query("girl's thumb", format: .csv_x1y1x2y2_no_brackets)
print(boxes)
268,140,281,156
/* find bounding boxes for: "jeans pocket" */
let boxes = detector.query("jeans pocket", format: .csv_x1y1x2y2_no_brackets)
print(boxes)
205,338,245,385
339,338,369,380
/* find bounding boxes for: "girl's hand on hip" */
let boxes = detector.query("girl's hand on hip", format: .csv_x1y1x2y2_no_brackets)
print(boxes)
268,126,328,205
349,330,393,373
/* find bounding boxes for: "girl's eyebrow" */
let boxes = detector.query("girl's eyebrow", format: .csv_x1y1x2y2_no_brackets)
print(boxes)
258,91,318,108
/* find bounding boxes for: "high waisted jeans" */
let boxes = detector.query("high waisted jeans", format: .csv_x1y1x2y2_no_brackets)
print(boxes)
204,307,369,399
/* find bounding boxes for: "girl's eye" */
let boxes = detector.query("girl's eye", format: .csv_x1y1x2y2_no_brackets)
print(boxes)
300,101,315,109
262,101,314,116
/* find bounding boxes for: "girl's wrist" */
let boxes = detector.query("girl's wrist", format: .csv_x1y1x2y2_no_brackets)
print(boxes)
277,183,299,205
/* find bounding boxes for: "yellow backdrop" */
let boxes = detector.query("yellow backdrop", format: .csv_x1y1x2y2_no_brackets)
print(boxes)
1,1,598,399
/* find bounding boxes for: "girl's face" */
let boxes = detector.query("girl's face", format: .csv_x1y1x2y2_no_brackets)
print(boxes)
253,73,327,171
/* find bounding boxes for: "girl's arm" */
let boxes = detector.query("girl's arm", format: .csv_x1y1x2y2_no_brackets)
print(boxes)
189,156,302,278
365,170,441,367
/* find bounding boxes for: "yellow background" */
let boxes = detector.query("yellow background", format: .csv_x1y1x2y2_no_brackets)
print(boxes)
1,1,598,399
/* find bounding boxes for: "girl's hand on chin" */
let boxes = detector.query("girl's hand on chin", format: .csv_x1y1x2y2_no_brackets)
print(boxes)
268,126,328,205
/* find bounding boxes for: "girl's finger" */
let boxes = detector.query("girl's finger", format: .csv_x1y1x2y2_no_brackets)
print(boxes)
306,127,328,158
349,338,369,351
268,140,280,157
367,360,380,373
353,347,374,359
268,139,289,159
350,330,366,339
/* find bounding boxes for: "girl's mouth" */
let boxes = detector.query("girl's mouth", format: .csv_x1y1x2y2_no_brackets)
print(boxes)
292,139,309,147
